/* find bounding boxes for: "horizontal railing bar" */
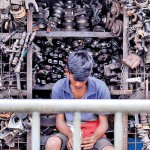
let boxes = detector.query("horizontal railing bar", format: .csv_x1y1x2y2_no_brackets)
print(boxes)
0,99,149,113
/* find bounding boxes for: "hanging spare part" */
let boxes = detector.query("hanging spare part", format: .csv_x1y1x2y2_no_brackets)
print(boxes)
126,77,141,83
48,1,64,31
10,6,26,23
74,4,89,31
0,0,10,20
25,0,39,12
63,0,75,31
122,53,141,69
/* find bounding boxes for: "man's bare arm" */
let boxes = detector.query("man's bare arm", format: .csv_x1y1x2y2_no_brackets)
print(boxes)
56,114,73,139
92,115,109,142
81,115,109,149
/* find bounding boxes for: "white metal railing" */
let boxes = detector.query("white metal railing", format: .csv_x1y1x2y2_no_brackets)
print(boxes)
0,99,150,150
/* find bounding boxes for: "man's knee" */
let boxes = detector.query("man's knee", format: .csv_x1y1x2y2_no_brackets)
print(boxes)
45,136,62,150
102,146,114,150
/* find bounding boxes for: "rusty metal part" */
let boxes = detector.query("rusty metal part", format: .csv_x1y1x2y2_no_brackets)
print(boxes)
145,49,150,64
2,30,17,43
104,64,117,78
10,0,22,5
134,111,150,149
15,31,36,73
0,127,15,144
12,32,27,67
126,9,138,22
129,88,150,99
111,2,121,17
134,22,143,41
147,114,150,126
110,90,132,95
0,113,31,147
136,127,150,149
10,6,26,22
105,12,116,30
146,78,149,100
2,129,16,147
0,113,12,119
137,29,148,38
127,9,136,16
64,0,75,31
134,0,149,8
9,39,19,64
132,13,138,22
134,42,143,51
126,77,141,83
8,113,24,130
25,0,39,12
140,113,149,127
111,20,123,36
144,20,150,32
122,53,141,69
14,32,31,72
0,0,10,9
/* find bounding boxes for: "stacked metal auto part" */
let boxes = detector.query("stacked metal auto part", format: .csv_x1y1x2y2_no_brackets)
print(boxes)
1,0,142,149
0,30,37,100
32,37,122,92
40,0,123,35
0,0,40,148
32,1,49,31
0,0,27,31
121,0,150,149
0,112,31,148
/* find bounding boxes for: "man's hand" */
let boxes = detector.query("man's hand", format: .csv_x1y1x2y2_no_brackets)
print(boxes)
81,136,96,150
67,138,73,150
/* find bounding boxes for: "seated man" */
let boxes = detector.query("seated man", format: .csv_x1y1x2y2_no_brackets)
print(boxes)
46,51,114,150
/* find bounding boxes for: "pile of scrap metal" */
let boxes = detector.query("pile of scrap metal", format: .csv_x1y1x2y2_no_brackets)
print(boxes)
0,31,36,99
121,0,150,71
122,0,150,65
35,0,123,36
121,0,150,149
0,112,31,147
0,31,36,73
0,0,123,35
32,38,122,88
0,0,38,31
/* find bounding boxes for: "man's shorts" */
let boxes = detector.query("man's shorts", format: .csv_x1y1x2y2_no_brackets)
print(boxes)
45,133,113,150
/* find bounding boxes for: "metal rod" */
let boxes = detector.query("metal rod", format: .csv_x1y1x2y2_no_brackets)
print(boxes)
16,73,21,90
0,31,115,39
27,10,33,99
73,112,81,150
27,45,33,99
122,8,129,150
32,112,40,150
0,100,149,113
37,31,115,38
123,8,129,87
146,79,148,99
135,113,139,124
114,112,123,150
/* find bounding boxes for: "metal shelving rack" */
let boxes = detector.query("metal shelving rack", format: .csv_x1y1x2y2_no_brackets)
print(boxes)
0,3,131,150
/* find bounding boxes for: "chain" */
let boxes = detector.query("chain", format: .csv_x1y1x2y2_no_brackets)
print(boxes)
119,62,125,99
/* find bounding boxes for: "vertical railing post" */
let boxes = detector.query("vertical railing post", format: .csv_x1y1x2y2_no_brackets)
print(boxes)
73,112,81,150
32,112,40,150
114,112,123,150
